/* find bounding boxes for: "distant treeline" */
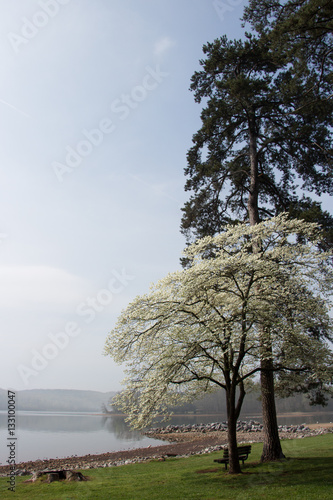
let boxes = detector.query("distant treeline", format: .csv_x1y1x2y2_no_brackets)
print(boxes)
108,386,333,416
1,386,331,415
189,388,333,417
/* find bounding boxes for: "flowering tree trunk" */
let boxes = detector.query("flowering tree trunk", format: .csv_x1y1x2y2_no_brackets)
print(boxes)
226,403,241,474
225,379,245,473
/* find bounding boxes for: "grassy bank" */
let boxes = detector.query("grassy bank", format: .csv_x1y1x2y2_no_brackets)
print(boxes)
1,434,332,499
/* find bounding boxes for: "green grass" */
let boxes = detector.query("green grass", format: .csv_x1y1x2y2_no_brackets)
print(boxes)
1,434,332,499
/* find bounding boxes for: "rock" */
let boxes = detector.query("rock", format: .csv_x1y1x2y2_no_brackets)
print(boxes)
15,469,30,476
26,469,88,483
30,471,44,483
66,470,87,481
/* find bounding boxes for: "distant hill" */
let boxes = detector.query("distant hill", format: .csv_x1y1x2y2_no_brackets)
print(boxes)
1,386,332,415
0,388,116,413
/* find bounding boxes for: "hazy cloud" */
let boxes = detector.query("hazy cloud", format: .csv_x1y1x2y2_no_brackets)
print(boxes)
154,36,176,56
0,266,88,310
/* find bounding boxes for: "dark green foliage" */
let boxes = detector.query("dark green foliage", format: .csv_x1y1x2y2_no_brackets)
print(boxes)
181,1,333,245
243,0,333,51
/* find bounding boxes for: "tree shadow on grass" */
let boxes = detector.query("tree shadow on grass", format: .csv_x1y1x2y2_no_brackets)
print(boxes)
240,457,333,489
195,457,333,489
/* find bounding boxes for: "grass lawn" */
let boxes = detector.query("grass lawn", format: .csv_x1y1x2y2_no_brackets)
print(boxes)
1,434,332,499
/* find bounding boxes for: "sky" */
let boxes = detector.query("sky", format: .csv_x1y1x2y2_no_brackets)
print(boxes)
0,0,275,393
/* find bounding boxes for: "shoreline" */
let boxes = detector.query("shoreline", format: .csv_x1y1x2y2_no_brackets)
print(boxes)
307,422,333,429
0,422,332,476
99,410,333,418
0,438,217,475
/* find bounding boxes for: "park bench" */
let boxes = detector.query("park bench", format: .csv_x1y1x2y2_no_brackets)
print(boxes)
214,445,252,470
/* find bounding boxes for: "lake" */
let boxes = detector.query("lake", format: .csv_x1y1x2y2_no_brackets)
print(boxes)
1,411,332,464
0,411,165,465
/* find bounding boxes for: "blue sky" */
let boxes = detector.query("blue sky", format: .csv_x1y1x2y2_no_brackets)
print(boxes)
0,0,271,392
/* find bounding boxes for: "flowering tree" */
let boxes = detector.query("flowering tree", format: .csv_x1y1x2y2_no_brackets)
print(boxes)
104,215,333,473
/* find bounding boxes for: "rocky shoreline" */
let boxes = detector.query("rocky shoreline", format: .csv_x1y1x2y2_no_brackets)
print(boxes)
1,421,332,478
145,419,333,436
144,420,317,435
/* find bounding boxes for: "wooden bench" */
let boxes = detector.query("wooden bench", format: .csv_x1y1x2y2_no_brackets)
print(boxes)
214,445,251,470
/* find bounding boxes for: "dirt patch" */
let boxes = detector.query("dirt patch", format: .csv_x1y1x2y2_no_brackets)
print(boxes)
307,423,333,430
196,468,221,474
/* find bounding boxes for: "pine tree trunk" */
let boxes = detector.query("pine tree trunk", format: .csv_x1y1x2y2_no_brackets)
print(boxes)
260,352,285,461
248,121,284,461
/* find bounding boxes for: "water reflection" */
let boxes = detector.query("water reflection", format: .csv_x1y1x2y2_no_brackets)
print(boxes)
0,412,163,463
0,411,149,439
100,415,141,439
0,410,332,434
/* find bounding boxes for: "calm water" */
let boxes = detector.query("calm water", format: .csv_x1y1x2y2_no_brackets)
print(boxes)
0,412,164,464
1,411,332,464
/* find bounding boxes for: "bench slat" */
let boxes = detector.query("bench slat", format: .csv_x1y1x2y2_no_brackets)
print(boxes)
214,445,251,469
